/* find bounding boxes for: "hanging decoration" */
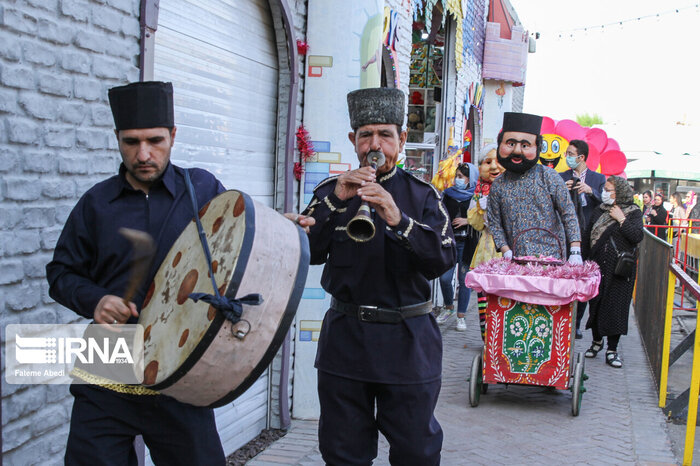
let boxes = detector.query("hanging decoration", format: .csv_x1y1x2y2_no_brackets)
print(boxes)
296,39,309,55
296,125,315,161
551,3,699,39
294,125,315,181
412,0,467,69
383,7,401,88
293,162,304,181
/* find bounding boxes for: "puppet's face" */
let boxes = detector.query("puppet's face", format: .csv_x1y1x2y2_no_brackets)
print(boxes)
539,134,568,172
479,149,503,182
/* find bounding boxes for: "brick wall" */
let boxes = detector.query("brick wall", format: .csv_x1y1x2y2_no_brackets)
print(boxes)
0,0,140,462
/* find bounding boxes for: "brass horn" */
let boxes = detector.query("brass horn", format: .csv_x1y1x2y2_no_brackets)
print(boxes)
347,151,385,242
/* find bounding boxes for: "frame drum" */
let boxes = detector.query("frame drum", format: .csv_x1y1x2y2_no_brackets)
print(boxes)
138,190,309,407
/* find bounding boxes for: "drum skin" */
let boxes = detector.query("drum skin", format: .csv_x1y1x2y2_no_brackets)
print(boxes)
138,190,309,407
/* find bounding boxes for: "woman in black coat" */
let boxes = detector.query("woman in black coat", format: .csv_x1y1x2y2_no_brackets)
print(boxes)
583,175,644,368
646,193,668,240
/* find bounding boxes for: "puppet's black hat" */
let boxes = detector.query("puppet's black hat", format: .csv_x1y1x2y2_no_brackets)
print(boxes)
108,81,174,130
501,112,542,136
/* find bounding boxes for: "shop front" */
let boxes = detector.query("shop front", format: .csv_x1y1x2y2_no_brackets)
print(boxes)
405,4,455,182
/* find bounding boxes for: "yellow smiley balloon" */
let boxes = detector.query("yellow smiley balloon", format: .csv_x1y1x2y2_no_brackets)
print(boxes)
539,134,569,172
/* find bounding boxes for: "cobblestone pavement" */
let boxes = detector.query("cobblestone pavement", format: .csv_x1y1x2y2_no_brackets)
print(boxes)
249,301,678,465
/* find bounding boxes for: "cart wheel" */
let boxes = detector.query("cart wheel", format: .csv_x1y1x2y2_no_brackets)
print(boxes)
469,353,483,407
571,361,584,416
576,352,589,381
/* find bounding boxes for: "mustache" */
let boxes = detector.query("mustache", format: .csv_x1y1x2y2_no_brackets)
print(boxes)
132,161,158,168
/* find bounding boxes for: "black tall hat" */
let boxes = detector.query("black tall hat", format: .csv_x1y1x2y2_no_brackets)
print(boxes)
108,81,174,131
501,112,543,136
347,88,405,130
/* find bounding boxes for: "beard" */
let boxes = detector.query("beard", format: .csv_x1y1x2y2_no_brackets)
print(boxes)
497,149,539,174
126,160,167,185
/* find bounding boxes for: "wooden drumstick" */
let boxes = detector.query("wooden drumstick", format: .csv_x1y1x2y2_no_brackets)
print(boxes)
119,228,155,305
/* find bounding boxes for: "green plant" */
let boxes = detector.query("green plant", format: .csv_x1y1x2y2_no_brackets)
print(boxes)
576,113,604,127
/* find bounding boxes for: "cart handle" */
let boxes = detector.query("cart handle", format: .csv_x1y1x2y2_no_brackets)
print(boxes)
512,227,566,263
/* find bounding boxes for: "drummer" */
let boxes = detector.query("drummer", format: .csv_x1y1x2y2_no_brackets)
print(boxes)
46,81,227,465
296,88,456,465
487,112,583,264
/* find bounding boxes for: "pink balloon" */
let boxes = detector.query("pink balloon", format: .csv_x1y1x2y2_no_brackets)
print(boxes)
599,150,627,176
585,128,608,153
586,145,600,171
605,138,620,151
618,171,627,179
555,119,586,142
541,116,556,134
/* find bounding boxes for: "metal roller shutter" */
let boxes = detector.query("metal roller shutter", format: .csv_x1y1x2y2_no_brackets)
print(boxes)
149,0,279,458
154,0,279,207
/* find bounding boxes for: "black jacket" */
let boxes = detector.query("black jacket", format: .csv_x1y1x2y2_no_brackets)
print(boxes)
583,206,644,336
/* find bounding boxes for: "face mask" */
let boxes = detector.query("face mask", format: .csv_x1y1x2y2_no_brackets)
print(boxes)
566,156,579,169
454,178,467,189
602,191,615,205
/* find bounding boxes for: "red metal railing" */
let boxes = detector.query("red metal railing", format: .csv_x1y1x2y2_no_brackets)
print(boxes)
645,218,700,312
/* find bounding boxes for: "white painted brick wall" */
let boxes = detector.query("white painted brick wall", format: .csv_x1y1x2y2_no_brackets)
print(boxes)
0,0,140,463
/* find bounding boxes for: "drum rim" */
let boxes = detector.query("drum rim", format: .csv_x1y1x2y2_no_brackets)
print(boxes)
208,225,310,408
146,190,256,391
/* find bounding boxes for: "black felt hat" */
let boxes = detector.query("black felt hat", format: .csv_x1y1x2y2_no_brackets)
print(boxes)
108,81,174,131
501,112,542,136
347,88,405,130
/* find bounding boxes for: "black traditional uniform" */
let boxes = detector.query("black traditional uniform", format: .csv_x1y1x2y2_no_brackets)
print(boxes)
303,165,456,465
46,82,227,466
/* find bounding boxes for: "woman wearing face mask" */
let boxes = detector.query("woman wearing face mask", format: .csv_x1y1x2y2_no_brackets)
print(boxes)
436,162,479,331
467,144,504,340
582,176,644,368
647,194,669,239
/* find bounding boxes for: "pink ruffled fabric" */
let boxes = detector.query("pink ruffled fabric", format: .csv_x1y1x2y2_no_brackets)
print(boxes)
465,258,601,305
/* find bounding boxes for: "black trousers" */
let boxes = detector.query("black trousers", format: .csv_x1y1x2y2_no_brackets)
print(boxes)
65,384,225,466
317,371,442,466
575,301,588,330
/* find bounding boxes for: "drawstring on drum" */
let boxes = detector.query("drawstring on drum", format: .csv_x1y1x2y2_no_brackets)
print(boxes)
184,170,263,339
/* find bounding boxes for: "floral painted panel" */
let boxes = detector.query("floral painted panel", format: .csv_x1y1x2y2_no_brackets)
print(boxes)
483,295,573,390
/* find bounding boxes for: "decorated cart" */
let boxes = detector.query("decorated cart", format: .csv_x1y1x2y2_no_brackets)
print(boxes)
465,248,600,416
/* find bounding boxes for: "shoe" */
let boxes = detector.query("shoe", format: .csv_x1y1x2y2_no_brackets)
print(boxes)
436,308,455,324
431,305,443,317
585,340,603,358
575,328,583,340
606,351,622,368
456,317,467,331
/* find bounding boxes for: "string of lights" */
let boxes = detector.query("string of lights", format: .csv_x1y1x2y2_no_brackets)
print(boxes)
543,2,699,39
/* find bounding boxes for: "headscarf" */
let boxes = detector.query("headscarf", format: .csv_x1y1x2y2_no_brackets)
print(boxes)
443,162,477,202
590,175,638,247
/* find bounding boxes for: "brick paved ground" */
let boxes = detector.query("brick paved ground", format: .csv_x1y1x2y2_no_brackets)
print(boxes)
249,300,679,465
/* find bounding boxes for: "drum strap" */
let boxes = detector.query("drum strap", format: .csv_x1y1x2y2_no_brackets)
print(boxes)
183,170,263,324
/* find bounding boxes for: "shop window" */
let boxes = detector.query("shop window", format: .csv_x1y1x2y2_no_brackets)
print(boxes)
404,6,446,182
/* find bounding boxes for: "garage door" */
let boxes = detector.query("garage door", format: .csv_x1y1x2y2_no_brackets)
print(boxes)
154,0,279,207
151,0,279,456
